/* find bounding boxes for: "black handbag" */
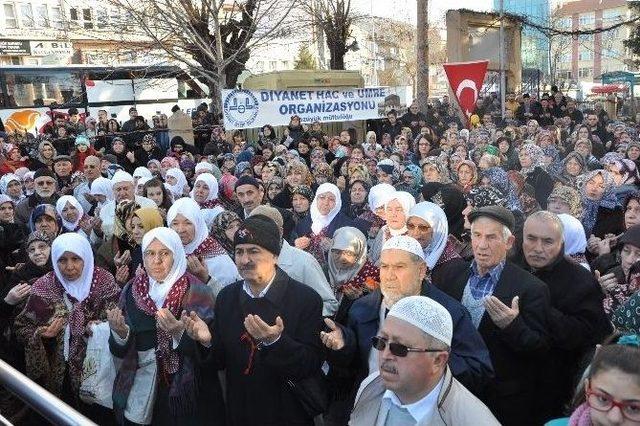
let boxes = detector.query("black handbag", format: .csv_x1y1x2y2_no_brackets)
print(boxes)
286,372,329,418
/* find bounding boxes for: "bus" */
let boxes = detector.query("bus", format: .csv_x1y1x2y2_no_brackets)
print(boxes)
0,64,209,133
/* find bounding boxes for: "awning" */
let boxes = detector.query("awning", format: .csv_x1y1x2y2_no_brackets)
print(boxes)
591,84,628,94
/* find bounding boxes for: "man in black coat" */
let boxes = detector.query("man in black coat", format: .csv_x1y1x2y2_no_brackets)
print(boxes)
432,206,551,426
380,110,403,141
515,94,542,124
184,215,325,426
520,211,612,423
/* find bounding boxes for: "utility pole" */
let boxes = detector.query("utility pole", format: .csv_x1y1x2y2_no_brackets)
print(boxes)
416,0,429,112
499,0,506,118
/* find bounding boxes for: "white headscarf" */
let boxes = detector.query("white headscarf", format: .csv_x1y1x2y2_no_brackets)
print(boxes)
142,227,188,308
310,183,342,234
111,170,135,186
368,183,396,210
0,173,22,200
328,227,368,288
166,197,208,254
190,173,219,202
23,171,35,195
408,202,448,269
558,213,590,270
165,168,189,198
195,162,214,174
51,233,95,302
385,191,416,235
133,166,153,180
56,195,85,231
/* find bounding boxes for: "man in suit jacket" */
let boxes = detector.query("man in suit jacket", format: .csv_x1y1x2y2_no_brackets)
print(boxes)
432,206,551,426
321,236,493,423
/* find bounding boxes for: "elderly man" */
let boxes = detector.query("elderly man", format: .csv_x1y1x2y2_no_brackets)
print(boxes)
73,155,102,213
249,205,338,316
434,205,550,425
96,170,155,240
349,296,499,425
15,168,59,224
520,211,612,422
322,235,492,422
183,215,325,425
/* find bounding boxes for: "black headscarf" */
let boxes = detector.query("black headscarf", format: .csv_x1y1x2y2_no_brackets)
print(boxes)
421,182,466,239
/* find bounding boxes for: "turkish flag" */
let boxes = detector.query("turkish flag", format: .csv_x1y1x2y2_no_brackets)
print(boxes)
443,60,489,125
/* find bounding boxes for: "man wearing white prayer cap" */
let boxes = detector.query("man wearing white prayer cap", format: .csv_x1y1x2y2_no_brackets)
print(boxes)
320,235,492,423
95,170,155,240
349,295,499,425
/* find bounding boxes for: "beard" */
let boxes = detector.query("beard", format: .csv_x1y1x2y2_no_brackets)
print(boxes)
381,289,403,308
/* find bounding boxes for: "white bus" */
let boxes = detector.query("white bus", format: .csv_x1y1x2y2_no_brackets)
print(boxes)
0,64,208,133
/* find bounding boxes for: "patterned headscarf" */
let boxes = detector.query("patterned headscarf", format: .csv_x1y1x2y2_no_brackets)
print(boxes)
519,143,545,175
548,185,583,219
481,167,522,212
291,184,314,202
601,152,625,168
210,210,241,255
578,169,619,236
113,199,141,245
611,159,640,186
420,156,452,184
455,160,478,192
465,186,506,208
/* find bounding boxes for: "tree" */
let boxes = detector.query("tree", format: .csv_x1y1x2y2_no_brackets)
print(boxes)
623,3,640,68
302,0,359,70
416,0,429,112
106,0,298,116
294,44,317,69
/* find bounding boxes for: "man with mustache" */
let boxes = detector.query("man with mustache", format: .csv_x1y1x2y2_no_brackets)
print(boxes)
183,214,325,425
520,211,611,422
320,236,492,424
349,296,499,425
15,168,59,224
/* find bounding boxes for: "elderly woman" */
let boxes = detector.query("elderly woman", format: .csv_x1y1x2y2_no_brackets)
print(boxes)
0,173,24,203
0,195,28,275
480,167,523,213
580,169,624,239
28,204,61,240
108,227,224,424
294,183,363,267
272,160,311,209
165,167,190,199
421,157,452,184
190,172,222,209
610,158,640,204
547,185,583,219
328,226,380,322
455,160,478,193
368,191,416,266
167,197,240,296
209,210,241,257
557,213,590,271
406,202,464,281
14,233,120,403
290,185,313,225
518,143,554,209
31,140,57,170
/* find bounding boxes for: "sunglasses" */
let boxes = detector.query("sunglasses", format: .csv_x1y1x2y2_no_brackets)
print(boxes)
371,336,445,357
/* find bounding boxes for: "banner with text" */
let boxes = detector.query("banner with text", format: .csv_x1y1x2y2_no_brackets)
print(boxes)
221,87,397,129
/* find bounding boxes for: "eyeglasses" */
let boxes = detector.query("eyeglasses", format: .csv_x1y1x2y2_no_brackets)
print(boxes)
143,250,172,260
371,336,446,357
586,384,640,421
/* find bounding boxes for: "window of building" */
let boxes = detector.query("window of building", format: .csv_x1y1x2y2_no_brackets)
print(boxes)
578,50,593,61
50,6,62,29
35,4,48,27
3,3,17,28
19,3,33,27
603,9,622,23
578,67,593,78
579,13,594,27
69,7,78,20
96,9,107,28
269,60,277,70
82,8,93,29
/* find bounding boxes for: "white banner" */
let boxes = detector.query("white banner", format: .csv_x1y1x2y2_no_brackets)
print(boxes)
30,40,73,57
222,87,400,129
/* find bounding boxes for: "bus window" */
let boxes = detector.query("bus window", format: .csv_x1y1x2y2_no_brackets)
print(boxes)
3,70,83,107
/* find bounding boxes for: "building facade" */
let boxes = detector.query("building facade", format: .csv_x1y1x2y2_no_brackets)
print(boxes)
494,0,550,73
553,0,631,84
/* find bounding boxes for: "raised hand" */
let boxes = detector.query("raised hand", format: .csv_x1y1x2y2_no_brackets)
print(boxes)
320,318,344,350
156,308,184,339
106,307,128,339
244,314,284,345
484,296,520,329
4,283,30,305
115,264,130,284
39,317,66,339
182,311,212,346
595,270,618,294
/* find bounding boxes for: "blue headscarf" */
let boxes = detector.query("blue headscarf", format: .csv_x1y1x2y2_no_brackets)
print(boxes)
481,167,522,212
579,169,620,236
28,203,62,235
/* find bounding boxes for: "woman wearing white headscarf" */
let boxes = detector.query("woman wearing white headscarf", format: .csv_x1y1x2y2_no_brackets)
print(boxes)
14,233,120,401
368,191,415,266
167,197,240,296
55,195,91,238
190,172,222,209
165,167,189,198
294,182,368,268
0,173,24,203
108,227,224,424
88,176,114,214
558,213,590,271
406,202,465,279
328,227,380,322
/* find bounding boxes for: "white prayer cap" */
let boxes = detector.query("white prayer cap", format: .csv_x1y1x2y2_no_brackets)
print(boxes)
368,183,396,210
111,170,134,186
382,235,425,261
133,166,153,179
388,295,453,346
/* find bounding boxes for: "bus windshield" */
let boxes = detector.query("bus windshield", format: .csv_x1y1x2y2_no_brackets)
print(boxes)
3,69,84,108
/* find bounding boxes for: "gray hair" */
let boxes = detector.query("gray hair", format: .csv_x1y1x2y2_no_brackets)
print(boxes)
526,210,564,241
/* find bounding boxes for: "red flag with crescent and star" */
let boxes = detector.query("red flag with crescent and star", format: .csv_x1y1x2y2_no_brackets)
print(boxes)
443,60,489,127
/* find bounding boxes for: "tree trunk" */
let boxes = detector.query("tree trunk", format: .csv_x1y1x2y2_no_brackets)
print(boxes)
329,45,346,70
416,0,429,113
208,80,223,122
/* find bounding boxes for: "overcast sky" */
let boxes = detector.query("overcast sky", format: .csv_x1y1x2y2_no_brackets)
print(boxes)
354,0,495,25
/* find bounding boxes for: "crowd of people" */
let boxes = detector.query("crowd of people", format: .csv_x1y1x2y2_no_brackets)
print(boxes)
0,88,639,426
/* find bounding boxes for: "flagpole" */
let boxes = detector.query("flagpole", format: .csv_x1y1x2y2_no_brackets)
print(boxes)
499,0,506,119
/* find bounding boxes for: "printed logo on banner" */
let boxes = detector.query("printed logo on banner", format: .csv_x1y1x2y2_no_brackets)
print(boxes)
223,90,259,128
